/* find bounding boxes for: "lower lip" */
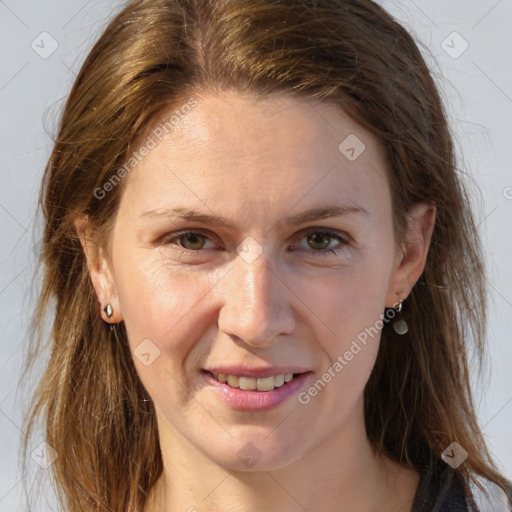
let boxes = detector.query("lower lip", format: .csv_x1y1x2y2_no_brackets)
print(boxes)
202,371,312,410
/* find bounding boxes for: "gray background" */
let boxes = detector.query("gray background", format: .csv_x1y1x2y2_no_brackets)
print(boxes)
0,0,510,510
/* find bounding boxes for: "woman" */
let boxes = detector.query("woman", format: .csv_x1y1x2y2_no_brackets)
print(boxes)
21,0,512,511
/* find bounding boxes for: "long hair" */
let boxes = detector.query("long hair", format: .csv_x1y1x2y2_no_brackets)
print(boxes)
20,0,511,510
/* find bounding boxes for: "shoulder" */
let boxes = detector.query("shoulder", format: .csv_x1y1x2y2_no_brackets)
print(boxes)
411,450,512,512
466,477,512,512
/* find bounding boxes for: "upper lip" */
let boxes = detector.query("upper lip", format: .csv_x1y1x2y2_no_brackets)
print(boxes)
203,366,311,378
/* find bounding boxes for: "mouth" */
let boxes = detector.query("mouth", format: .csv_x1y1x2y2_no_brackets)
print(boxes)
203,370,306,392
201,369,313,410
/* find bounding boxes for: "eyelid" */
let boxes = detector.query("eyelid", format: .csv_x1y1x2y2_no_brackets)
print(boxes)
296,227,350,242
159,229,220,248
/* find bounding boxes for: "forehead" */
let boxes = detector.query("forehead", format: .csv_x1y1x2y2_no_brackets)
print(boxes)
165,91,379,165
120,90,391,222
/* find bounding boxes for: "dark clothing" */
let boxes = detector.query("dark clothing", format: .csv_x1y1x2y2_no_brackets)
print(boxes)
411,451,512,512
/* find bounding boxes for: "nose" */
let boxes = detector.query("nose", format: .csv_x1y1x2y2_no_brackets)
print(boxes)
217,246,295,348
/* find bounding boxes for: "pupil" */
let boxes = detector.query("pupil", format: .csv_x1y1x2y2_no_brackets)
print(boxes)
183,233,204,250
308,232,328,250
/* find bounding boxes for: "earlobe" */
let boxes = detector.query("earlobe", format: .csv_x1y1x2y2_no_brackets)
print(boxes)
74,216,123,324
385,203,436,308
93,253,123,323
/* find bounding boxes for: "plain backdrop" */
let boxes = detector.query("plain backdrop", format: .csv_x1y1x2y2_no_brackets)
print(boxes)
0,0,510,510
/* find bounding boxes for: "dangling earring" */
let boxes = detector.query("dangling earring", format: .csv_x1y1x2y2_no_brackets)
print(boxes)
393,299,409,335
103,303,113,319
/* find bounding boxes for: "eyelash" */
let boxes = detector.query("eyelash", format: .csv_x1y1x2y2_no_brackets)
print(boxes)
159,228,349,257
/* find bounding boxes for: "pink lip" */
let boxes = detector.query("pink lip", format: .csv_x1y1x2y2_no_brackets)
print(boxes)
204,366,311,378
202,370,312,410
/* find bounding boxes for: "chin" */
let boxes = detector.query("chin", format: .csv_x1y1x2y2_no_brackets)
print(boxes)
201,435,305,472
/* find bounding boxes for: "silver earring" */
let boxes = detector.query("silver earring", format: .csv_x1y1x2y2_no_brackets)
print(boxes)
103,303,113,319
393,299,409,335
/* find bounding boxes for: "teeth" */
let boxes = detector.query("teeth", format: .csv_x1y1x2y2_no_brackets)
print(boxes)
212,372,297,391
227,375,239,387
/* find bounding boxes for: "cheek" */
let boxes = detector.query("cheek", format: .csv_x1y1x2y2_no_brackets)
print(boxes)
294,249,392,424
114,252,223,365
304,246,393,357
115,258,181,340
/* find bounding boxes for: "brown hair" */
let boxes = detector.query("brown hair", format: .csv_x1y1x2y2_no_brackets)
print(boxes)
20,0,511,510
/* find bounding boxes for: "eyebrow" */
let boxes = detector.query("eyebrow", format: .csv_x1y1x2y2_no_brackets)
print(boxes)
139,204,369,228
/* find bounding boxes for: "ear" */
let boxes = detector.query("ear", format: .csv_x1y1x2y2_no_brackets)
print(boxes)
385,203,436,308
74,216,123,323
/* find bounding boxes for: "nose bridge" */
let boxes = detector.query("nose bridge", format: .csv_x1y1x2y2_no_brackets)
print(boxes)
218,246,293,346
235,251,274,308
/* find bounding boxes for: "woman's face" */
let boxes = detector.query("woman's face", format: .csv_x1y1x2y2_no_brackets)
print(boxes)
101,90,415,470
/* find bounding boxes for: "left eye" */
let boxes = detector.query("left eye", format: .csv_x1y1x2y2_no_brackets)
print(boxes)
161,229,347,255
296,230,347,253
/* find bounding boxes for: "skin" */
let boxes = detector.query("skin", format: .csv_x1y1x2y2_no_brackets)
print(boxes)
78,89,436,512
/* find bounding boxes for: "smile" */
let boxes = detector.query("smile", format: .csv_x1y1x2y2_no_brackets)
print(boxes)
202,370,312,410
210,372,298,391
